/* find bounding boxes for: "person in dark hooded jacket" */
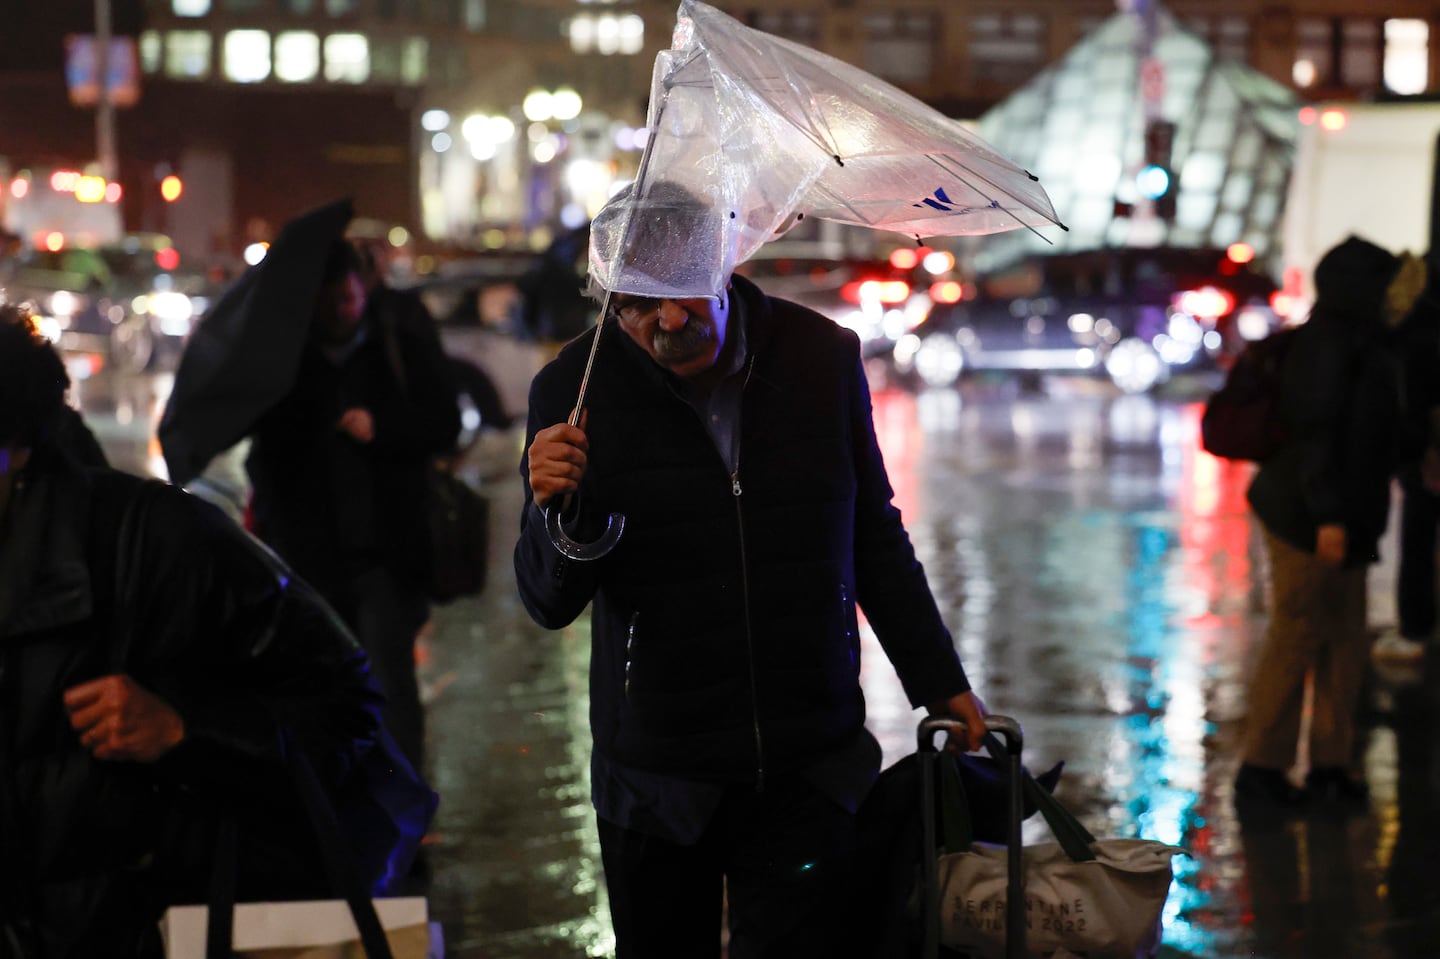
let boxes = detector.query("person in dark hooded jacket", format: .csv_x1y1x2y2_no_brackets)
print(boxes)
0,305,383,958
1236,235,1406,813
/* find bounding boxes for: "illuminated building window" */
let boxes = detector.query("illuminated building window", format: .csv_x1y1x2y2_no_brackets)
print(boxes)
463,0,485,31
324,33,370,82
968,12,1044,86
274,31,320,82
326,0,360,15
1295,18,1389,91
751,11,820,48
1385,19,1429,95
224,30,271,83
172,0,210,15
1340,19,1381,87
567,13,642,55
865,11,939,84
140,31,162,73
369,37,427,84
402,37,429,83
279,0,316,12
1294,19,1331,87
164,31,211,79
1185,17,1249,64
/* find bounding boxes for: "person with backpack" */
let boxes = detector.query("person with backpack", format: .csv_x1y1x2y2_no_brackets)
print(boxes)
1233,236,1407,815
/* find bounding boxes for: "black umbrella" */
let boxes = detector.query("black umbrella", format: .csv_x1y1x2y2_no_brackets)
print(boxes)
159,198,354,487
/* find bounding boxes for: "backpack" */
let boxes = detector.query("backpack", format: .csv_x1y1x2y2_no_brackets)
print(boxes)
1200,326,1299,461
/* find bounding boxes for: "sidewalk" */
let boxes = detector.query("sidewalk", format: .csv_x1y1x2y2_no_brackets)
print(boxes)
411,441,1440,959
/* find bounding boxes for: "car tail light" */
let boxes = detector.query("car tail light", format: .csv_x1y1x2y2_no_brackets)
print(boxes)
930,280,964,304
841,278,910,305
1176,285,1235,320
1269,290,1295,318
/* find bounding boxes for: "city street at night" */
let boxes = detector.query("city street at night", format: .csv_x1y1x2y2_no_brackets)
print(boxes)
76,361,1440,959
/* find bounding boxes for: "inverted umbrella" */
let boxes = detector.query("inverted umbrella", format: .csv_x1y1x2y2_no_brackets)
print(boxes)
548,0,1066,559
159,198,353,487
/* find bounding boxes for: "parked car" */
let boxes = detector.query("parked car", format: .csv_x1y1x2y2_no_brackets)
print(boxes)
891,246,1282,393
0,234,219,373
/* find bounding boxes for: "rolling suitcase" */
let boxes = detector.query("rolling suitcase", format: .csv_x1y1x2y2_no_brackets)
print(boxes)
916,715,1026,959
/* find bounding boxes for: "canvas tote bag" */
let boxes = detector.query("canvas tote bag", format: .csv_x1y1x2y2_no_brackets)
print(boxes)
935,760,1184,959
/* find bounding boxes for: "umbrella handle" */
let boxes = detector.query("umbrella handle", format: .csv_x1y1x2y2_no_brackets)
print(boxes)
544,503,626,560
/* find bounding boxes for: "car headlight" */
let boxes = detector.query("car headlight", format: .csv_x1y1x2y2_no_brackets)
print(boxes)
47,290,80,318
148,291,195,336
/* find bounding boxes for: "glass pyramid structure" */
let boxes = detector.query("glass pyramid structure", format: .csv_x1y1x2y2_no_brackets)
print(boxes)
968,7,1300,278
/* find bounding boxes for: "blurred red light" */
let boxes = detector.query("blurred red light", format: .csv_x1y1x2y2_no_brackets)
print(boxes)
155,247,181,271
1269,291,1294,318
890,248,919,270
1298,106,1317,125
1178,286,1235,319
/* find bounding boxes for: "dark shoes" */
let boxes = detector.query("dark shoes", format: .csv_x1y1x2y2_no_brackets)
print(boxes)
1304,766,1370,805
1233,763,1306,815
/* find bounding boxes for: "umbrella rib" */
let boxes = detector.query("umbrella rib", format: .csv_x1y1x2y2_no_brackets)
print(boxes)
926,154,1068,240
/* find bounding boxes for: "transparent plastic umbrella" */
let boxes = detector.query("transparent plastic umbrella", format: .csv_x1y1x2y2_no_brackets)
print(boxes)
548,0,1066,559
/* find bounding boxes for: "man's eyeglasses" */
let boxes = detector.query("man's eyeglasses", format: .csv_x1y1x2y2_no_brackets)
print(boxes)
609,297,663,325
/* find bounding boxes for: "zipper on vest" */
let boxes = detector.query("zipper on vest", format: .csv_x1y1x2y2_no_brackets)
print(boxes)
733,470,764,791
624,612,638,702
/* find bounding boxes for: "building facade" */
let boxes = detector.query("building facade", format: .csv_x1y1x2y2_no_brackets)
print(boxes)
0,1,1434,265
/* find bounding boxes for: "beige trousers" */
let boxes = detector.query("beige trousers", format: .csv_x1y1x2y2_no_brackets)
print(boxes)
1242,528,1370,771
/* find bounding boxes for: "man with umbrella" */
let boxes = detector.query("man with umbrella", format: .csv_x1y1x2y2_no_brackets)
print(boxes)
515,180,988,956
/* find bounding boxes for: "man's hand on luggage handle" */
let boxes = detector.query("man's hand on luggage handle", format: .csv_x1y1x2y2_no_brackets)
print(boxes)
927,690,989,753
63,674,186,763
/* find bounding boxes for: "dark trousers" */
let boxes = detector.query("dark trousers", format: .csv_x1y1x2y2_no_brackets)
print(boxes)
1397,469,1440,640
597,776,861,959
342,566,430,771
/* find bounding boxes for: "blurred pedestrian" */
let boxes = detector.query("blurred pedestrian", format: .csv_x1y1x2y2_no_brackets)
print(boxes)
514,182,987,958
1371,252,1439,676
516,224,594,360
245,239,461,772
1235,235,1406,813
0,305,384,958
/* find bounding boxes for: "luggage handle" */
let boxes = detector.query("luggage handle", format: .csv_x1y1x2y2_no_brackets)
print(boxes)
918,715,1026,959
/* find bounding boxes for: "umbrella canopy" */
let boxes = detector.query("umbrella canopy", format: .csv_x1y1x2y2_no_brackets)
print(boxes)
158,198,353,487
589,0,1065,300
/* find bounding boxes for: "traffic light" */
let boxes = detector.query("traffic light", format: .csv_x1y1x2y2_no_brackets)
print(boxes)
1140,120,1178,222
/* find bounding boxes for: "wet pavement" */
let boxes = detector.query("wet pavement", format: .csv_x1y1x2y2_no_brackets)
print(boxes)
77,362,1440,959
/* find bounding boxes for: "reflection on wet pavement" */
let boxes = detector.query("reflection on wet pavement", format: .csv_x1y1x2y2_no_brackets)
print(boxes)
82,369,1440,958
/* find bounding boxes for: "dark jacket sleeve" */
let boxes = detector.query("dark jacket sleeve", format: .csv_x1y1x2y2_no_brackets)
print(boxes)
121,483,382,794
513,364,603,629
844,348,970,707
369,317,462,461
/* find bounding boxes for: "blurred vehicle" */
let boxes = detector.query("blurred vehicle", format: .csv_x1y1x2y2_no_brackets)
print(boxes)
0,233,218,373
1280,99,1440,321
892,246,1282,393
736,251,932,360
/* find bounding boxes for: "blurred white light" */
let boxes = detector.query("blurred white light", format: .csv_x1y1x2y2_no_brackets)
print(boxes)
421,109,450,132
223,30,271,83
633,127,650,149
1068,312,1095,333
431,132,453,153
922,250,955,275
551,88,583,121
461,114,489,143
488,116,516,142
274,31,319,82
1236,308,1273,341
1293,59,1317,87
618,14,645,54
150,292,195,336
614,127,636,151
527,122,549,143
470,139,497,161
533,140,558,163
49,291,79,317
523,90,554,122
1202,330,1223,350
1384,20,1429,96
243,242,269,266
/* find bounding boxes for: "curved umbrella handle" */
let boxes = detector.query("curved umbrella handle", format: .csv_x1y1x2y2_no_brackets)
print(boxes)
544,503,626,561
